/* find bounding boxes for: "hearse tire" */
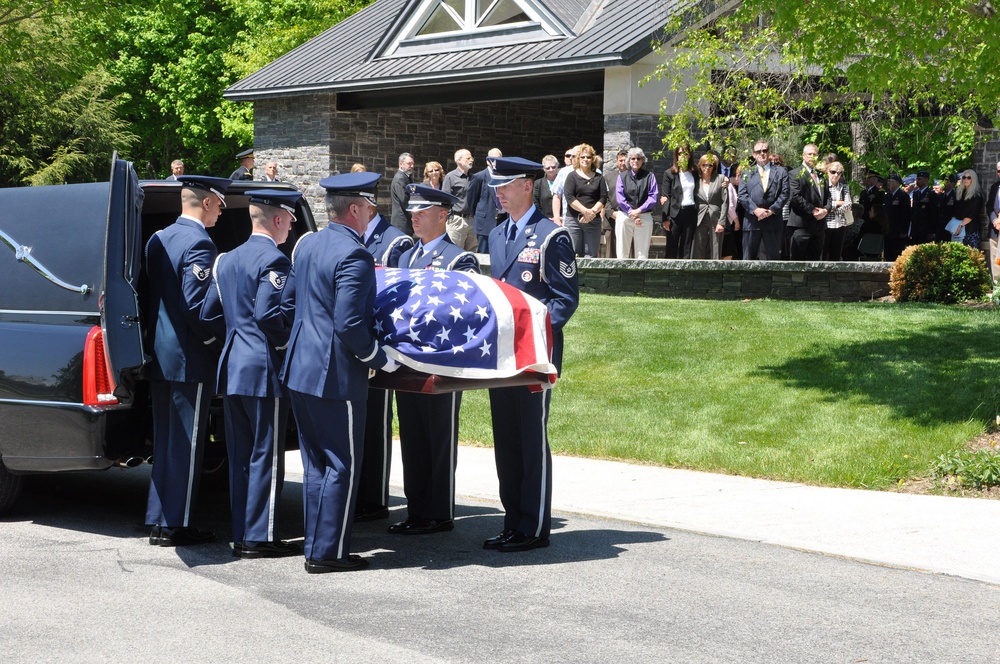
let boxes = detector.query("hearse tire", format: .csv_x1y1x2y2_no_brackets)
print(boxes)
0,460,25,516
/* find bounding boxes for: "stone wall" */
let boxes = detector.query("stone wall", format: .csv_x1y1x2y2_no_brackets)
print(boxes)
573,259,893,301
253,93,604,224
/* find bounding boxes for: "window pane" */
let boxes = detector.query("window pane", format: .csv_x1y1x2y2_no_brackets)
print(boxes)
479,0,529,27
417,3,463,34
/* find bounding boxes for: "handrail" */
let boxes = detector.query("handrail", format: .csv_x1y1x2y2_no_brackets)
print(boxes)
0,228,91,295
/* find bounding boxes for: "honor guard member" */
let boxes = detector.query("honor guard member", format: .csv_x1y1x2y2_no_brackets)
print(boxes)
909,170,939,245
355,198,414,522
230,148,255,180
202,189,301,559
386,184,480,536
280,172,400,573
483,157,579,552
884,173,912,260
145,175,232,546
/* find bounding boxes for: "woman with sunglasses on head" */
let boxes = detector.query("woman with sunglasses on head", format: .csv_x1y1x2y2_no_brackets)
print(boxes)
823,161,852,260
423,161,444,189
692,153,729,259
563,144,608,258
660,144,697,258
953,170,984,250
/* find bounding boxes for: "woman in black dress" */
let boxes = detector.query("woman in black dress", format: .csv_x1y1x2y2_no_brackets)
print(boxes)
563,144,608,257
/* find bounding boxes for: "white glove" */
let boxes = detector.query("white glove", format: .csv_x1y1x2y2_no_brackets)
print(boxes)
381,357,400,373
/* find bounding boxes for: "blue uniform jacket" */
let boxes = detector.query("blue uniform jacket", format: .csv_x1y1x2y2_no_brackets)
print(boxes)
145,216,222,385
280,224,387,401
203,234,292,398
393,234,480,272
365,214,414,267
488,207,579,332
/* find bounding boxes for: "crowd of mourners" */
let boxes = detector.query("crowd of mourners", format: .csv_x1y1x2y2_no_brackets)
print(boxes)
386,142,999,283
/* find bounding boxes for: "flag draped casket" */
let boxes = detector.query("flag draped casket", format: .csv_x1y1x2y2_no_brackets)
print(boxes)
368,268,555,393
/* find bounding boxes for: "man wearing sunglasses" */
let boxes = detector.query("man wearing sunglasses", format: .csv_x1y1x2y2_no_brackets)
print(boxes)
738,141,789,261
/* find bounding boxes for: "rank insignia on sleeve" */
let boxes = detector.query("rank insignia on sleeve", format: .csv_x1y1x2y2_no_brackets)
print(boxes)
268,271,286,290
559,260,577,278
191,264,211,281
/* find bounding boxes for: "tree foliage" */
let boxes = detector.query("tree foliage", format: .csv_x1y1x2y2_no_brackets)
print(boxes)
647,0,1000,173
0,0,371,185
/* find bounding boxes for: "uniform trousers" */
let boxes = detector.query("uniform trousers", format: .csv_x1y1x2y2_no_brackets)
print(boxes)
395,391,461,521
146,380,211,527
289,390,366,561
358,387,393,511
488,385,553,539
224,394,289,545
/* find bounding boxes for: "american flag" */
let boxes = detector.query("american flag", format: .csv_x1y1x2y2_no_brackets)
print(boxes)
374,268,556,382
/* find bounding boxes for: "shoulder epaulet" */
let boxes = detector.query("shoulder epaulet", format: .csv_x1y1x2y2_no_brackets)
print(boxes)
539,226,574,284
446,251,479,272
381,234,414,266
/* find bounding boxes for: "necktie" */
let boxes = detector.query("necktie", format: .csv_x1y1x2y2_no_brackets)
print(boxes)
759,166,768,190
410,245,424,268
810,169,821,190
506,222,518,245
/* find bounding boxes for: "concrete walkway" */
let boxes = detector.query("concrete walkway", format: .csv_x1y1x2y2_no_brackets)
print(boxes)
286,444,1000,586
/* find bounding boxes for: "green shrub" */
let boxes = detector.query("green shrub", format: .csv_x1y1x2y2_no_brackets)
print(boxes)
931,449,1000,488
889,242,992,303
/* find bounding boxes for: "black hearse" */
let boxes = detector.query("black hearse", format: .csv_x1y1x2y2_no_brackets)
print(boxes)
0,157,316,514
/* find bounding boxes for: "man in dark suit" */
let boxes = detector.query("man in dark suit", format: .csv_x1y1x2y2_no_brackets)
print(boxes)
203,189,301,559
390,152,415,236
985,162,1000,284
909,170,939,245
883,173,912,261
230,149,255,180
387,184,480,536
858,170,887,237
466,147,505,253
484,157,579,552
738,140,789,260
355,199,414,522
280,172,400,573
937,173,958,241
787,143,831,261
165,159,184,180
145,175,232,547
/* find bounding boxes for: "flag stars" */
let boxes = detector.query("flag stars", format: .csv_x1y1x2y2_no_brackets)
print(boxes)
475,304,489,320
454,292,469,305
457,279,472,291
391,308,404,322
435,327,451,343
427,295,443,307
406,327,421,343
480,340,492,357
449,306,463,322
432,281,447,292
463,326,477,343
423,310,436,325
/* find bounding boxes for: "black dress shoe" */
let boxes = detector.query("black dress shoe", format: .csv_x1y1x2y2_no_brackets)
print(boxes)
149,526,216,547
354,505,390,522
304,555,369,574
388,517,454,535
233,540,302,559
497,531,549,552
483,529,517,550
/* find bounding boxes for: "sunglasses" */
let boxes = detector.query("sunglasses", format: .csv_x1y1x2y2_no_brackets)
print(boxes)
962,175,973,180
565,153,575,158
754,148,769,154
543,166,558,171
829,170,843,174
427,168,441,172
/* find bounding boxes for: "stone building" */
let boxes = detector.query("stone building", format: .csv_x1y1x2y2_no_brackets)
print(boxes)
223,0,684,219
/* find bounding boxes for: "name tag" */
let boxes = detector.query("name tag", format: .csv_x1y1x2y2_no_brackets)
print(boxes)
518,248,541,264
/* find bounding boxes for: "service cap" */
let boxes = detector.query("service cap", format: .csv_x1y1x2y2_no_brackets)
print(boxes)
916,170,931,179
246,189,302,221
177,175,232,207
405,183,459,212
319,171,381,204
486,157,542,188
887,173,903,185
236,148,255,160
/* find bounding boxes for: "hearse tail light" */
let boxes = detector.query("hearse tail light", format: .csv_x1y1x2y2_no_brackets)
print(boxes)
83,326,119,406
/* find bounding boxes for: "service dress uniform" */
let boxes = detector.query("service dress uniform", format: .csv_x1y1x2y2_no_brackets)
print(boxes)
356,213,413,520
230,148,255,181
387,184,480,534
484,158,579,551
144,175,232,544
203,189,302,557
280,172,393,572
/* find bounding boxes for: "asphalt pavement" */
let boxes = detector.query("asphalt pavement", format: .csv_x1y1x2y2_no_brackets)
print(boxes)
287,443,1000,586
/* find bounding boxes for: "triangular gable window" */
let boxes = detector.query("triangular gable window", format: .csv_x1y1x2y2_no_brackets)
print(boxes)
380,0,572,58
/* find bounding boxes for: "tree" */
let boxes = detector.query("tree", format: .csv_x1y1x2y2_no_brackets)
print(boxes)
647,1,1000,173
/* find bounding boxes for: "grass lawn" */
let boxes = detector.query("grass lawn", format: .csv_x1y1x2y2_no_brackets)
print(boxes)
456,294,1000,490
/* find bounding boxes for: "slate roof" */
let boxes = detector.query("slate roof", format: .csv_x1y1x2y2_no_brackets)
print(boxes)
224,0,680,100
